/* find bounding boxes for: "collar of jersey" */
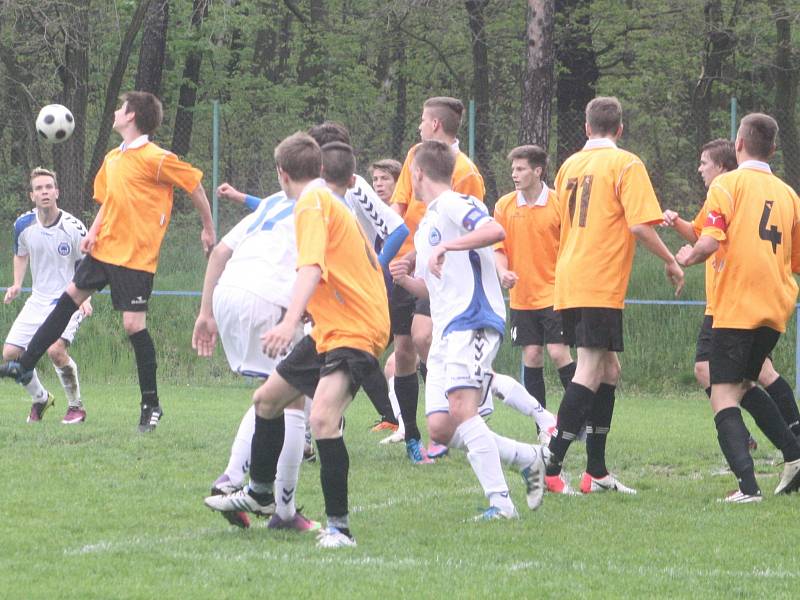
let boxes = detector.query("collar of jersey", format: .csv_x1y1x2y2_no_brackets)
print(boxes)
583,138,617,150
119,134,149,151
516,185,549,207
737,160,771,174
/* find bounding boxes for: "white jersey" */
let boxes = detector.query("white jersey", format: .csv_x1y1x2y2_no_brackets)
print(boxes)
344,174,404,244
414,190,505,338
218,192,297,308
13,208,86,303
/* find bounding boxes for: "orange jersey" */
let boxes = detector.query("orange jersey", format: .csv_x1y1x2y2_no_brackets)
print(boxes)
493,187,560,309
692,204,719,316
392,143,484,257
92,139,202,273
700,163,800,332
295,183,390,356
553,139,664,310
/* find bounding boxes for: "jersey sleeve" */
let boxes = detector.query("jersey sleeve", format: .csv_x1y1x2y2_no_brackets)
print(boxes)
700,182,732,242
492,198,508,253
348,174,404,239
391,147,417,208
294,191,329,280
442,195,493,232
93,157,109,204
155,152,204,194
618,159,663,227
221,212,258,252
453,169,485,200
691,204,706,238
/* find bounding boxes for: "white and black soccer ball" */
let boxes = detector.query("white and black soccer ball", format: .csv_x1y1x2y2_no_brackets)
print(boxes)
36,104,75,144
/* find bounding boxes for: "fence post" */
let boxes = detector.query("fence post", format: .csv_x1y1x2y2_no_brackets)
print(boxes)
212,100,220,237
730,97,737,141
796,305,799,393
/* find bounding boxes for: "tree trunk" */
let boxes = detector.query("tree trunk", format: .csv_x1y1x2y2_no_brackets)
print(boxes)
135,0,169,95
296,0,327,121
519,0,555,153
770,0,800,192
465,0,498,206
0,41,42,171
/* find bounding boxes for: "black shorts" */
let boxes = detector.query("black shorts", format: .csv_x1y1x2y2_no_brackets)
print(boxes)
72,255,154,312
694,314,713,363
389,285,415,336
276,335,380,398
709,327,780,385
510,307,565,346
560,307,624,352
414,297,431,318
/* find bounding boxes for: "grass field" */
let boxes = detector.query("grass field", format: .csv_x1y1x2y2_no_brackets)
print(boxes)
1,381,799,599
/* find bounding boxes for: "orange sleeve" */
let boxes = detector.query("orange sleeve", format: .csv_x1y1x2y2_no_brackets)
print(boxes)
618,159,663,227
792,195,800,274
453,170,485,200
691,204,706,238
155,152,203,194
391,147,416,208
93,157,108,204
294,192,329,281
492,197,508,252
700,183,731,242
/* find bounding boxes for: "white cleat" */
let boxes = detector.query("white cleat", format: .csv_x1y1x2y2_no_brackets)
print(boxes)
316,527,357,548
520,445,547,510
203,488,275,516
380,429,404,444
774,457,800,495
719,489,763,504
579,472,637,495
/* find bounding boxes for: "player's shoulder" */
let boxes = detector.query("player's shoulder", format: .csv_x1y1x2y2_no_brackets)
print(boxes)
494,191,517,212
59,209,87,231
455,151,481,174
13,210,37,234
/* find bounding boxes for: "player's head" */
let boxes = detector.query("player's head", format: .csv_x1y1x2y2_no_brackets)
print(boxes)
274,132,322,191
370,158,402,203
115,91,163,136
736,113,778,161
28,167,59,208
698,139,736,188
585,96,623,139
411,140,455,201
321,142,356,190
420,97,464,141
308,121,351,147
507,145,548,191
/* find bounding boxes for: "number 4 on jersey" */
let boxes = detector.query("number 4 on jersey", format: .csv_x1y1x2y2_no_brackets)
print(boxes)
759,200,782,253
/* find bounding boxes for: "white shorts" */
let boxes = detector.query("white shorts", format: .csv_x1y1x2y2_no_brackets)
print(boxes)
425,328,501,416
212,285,302,378
5,296,83,349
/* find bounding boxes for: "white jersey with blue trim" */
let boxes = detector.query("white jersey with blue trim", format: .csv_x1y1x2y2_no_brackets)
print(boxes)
414,190,505,338
13,208,86,303
218,191,297,308
344,174,404,244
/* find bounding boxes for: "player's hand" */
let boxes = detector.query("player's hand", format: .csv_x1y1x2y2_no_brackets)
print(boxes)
661,210,679,227
428,246,447,279
499,269,519,289
80,231,97,254
4,284,20,304
79,298,93,317
675,244,693,267
192,314,218,357
262,320,296,359
216,183,246,203
665,258,685,297
389,257,411,281
201,226,216,258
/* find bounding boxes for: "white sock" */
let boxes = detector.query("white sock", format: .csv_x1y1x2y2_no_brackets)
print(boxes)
54,357,82,407
275,408,305,520
388,376,405,428
491,373,556,431
492,433,536,470
456,415,514,513
23,369,48,403
224,405,255,487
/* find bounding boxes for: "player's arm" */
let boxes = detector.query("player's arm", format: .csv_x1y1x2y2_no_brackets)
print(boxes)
192,241,234,357
389,258,429,300
81,204,105,254
390,149,414,217
4,254,29,303
662,210,698,243
494,249,518,289
262,265,321,358
429,219,505,279
675,235,719,267
188,184,217,255
630,224,685,296
217,183,261,212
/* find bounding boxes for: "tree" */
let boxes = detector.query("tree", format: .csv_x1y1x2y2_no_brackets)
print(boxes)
769,0,799,191
171,0,208,157
135,0,169,95
519,0,555,150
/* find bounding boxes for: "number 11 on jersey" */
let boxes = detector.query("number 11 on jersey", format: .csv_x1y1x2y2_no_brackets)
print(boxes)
566,175,594,227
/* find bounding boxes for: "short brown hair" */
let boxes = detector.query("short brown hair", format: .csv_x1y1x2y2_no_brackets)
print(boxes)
412,140,455,184
321,142,356,187
370,159,402,182
308,121,351,147
423,97,464,137
586,96,622,136
738,113,778,160
507,145,548,171
701,139,737,172
29,167,58,189
121,91,163,136
274,132,321,182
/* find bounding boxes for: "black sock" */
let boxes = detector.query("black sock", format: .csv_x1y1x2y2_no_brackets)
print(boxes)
129,329,158,407
20,293,79,371
249,414,284,491
765,377,800,436
741,387,800,462
714,407,759,495
523,366,546,408
360,364,397,424
317,437,350,519
547,382,594,475
394,373,420,441
418,361,428,383
557,362,576,391
586,383,616,478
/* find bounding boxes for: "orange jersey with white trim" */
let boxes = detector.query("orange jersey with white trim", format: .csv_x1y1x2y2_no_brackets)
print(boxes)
553,142,664,310
700,165,800,332
692,204,719,316
392,144,484,257
92,142,203,273
295,185,390,356
493,188,560,309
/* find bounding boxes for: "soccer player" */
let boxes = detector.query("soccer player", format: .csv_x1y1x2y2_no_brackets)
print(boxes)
4,167,91,424
391,96,485,463
0,91,216,432
545,96,684,495
206,134,390,548
675,113,800,502
663,139,800,440
391,140,548,519
494,145,575,422
371,158,402,203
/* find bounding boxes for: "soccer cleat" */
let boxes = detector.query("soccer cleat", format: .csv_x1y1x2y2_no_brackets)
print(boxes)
380,428,404,444
774,457,800,495
545,473,578,495
426,442,449,459
27,393,55,423
720,489,763,504
62,405,86,424
406,438,434,464
370,419,399,433
268,511,321,532
316,526,357,548
0,360,34,385
209,476,250,529
204,488,276,517
521,445,548,510
580,472,637,495
138,404,163,433
474,505,520,521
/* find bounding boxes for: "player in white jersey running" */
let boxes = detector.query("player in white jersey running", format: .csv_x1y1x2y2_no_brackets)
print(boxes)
390,141,548,519
3,167,91,424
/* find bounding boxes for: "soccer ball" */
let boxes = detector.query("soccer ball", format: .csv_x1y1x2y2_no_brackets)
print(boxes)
36,104,75,144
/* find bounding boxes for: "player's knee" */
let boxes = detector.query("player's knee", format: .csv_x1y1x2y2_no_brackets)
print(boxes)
603,356,621,385
46,343,69,366
122,312,146,336
757,359,779,387
427,415,453,445
2,345,21,361
523,345,544,367
394,336,417,374
694,362,710,389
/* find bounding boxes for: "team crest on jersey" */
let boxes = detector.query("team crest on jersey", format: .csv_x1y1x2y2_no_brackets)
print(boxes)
429,227,442,246
57,242,71,256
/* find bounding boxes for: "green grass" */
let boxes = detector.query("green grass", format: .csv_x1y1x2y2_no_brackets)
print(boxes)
1,382,798,599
